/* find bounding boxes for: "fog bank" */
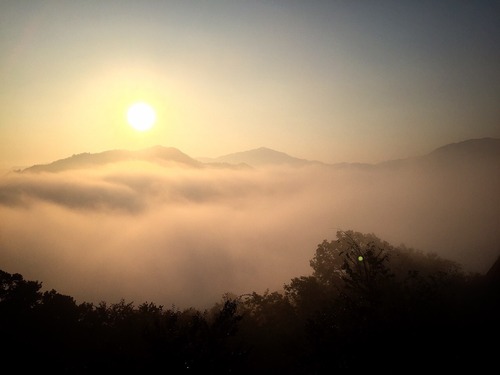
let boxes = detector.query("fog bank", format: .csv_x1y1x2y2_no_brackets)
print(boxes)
1,159,498,308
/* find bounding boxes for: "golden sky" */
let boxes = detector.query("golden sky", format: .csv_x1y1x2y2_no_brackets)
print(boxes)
1,0,499,168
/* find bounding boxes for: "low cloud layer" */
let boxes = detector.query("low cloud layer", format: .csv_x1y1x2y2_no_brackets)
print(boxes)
1,159,499,309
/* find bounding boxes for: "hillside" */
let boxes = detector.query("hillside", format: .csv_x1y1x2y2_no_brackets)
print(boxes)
21,146,204,173
18,137,500,173
197,147,325,168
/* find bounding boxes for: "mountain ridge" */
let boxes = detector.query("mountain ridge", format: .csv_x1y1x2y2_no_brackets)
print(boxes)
201,137,500,169
18,137,500,173
374,137,500,170
21,146,203,173
197,146,326,168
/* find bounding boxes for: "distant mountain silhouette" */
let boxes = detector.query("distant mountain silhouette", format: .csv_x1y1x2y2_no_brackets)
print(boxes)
198,147,326,168
200,138,500,170
22,146,203,173
20,137,500,173
375,137,500,170
427,137,500,162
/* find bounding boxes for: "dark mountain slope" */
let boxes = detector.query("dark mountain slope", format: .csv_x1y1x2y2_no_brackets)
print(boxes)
21,146,203,173
375,137,500,171
198,147,325,168
19,137,500,174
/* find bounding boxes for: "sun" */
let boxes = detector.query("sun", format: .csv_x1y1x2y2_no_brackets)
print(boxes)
126,102,156,131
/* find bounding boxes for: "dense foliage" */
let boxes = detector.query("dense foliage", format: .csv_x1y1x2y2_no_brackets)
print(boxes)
1,230,498,373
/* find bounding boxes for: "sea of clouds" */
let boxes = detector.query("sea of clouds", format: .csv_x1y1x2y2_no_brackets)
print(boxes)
1,159,498,308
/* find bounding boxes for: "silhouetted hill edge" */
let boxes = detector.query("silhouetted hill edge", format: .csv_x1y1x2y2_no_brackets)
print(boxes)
17,137,500,172
21,146,204,173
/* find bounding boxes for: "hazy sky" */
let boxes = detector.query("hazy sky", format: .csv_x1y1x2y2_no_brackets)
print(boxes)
1,0,499,168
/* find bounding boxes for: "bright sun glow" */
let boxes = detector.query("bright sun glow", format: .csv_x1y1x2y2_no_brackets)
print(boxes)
127,102,156,131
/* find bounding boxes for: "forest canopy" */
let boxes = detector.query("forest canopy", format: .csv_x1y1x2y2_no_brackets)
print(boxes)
1,230,498,373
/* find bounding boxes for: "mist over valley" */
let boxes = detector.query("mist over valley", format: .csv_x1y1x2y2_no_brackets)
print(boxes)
1,137,499,309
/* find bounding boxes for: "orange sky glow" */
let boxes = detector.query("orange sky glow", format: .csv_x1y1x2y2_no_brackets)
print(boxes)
1,1,499,169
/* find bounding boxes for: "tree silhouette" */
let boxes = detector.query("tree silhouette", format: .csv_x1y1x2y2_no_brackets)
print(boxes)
1,229,499,372
281,230,498,371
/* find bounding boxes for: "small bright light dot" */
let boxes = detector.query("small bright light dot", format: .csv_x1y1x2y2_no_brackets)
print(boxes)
358,256,364,261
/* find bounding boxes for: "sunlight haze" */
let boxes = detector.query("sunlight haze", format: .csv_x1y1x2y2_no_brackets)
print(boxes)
1,1,499,169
